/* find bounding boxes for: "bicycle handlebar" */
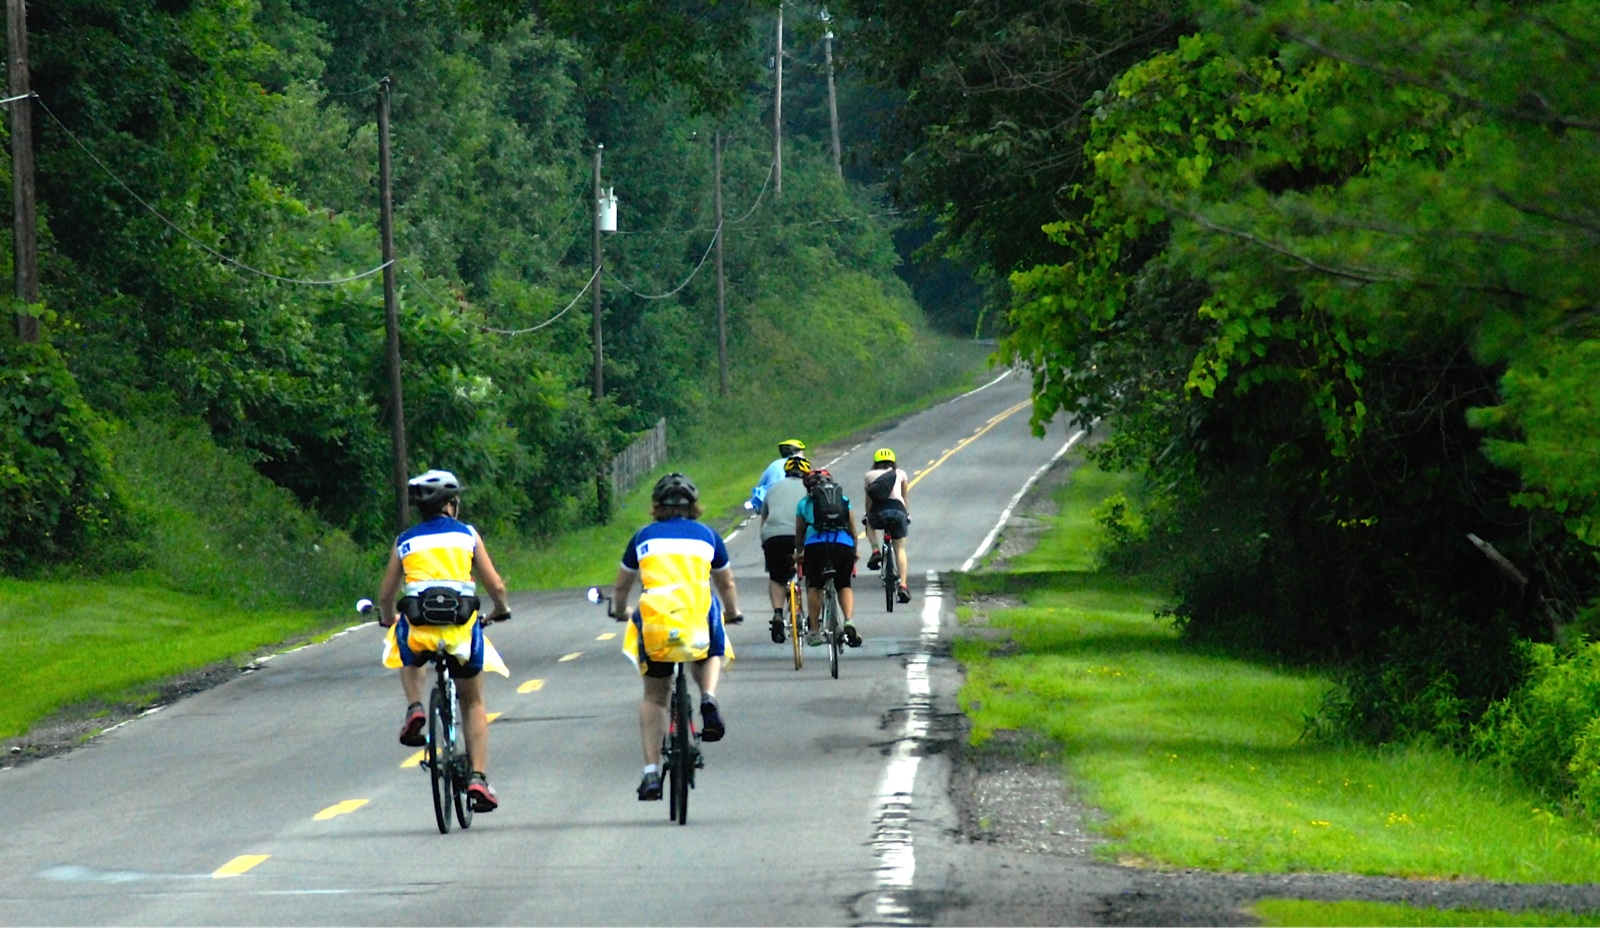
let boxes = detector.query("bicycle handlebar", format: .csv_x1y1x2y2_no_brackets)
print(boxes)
354,598,511,625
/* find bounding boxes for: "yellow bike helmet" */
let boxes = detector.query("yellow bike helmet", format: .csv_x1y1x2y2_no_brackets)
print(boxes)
873,447,896,465
779,438,806,457
784,455,812,477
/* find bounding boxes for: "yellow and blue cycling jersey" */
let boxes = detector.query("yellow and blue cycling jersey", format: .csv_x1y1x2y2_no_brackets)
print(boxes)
380,515,507,677
619,518,733,670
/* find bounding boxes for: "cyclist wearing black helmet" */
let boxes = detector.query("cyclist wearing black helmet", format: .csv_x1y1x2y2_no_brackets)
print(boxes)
610,472,744,801
377,469,512,813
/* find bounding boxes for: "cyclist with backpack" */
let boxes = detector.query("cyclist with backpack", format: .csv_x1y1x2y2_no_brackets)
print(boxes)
609,472,744,801
376,469,512,813
760,454,813,643
862,447,913,605
793,468,862,648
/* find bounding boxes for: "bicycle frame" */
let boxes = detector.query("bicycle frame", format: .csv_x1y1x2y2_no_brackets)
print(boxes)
424,650,474,833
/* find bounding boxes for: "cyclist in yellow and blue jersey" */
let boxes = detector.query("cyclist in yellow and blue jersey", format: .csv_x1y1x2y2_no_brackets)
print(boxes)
377,469,511,813
610,472,744,801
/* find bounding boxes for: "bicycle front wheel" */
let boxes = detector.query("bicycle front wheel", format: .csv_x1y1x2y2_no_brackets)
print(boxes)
788,581,804,671
428,688,452,834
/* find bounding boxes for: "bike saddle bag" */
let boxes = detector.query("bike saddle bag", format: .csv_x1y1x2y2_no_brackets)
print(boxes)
400,587,480,626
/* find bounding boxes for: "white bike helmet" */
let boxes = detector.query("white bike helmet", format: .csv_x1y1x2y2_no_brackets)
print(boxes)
408,469,462,510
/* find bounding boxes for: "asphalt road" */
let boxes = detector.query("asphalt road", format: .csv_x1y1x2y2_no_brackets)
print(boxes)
0,369,1083,927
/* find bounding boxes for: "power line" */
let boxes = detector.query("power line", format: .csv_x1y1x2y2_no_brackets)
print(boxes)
406,264,601,336
33,93,391,286
606,223,722,300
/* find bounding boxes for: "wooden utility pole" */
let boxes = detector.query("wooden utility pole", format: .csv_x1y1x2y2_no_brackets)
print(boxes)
377,77,409,532
713,131,728,396
773,4,783,199
591,143,609,522
7,0,38,342
592,143,605,400
823,15,843,180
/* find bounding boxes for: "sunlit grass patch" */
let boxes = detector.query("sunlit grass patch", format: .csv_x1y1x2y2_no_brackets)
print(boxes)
2,580,330,740
1253,898,1600,927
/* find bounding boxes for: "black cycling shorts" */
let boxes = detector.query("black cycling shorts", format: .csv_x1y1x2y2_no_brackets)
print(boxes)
802,542,857,590
866,504,910,540
762,536,799,584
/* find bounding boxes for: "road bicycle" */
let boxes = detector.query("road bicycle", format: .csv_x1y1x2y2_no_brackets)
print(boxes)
587,587,708,825
786,573,806,671
357,598,509,834
818,564,844,679
873,519,900,613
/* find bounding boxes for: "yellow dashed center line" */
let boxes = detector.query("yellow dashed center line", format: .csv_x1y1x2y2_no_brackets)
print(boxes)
559,652,582,662
596,632,617,641
213,855,269,878
907,400,1030,491
314,799,368,820
518,678,545,693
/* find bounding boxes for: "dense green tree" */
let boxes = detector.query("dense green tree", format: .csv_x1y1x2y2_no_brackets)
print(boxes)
1000,3,1600,739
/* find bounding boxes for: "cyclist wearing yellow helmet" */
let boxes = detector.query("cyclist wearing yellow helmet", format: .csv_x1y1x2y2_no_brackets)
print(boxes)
759,454,812,642
862,447,912,604
748,438,807,510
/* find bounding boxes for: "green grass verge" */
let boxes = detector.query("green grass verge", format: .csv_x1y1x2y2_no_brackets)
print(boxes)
1252,899,1600,927
957,460,1600,884
0,579,336,739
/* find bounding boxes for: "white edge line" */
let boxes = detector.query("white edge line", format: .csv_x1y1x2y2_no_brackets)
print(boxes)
960,429,1085,572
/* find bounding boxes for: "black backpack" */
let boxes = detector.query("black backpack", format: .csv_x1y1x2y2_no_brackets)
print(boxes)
809,477,849,532
866,469,897,504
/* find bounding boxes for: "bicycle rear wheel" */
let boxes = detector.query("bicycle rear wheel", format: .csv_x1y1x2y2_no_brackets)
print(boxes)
427,688,452,834
883,543,896,613
451,692,473,830
825,584,841,679
670,671,692,824
788,580,804,670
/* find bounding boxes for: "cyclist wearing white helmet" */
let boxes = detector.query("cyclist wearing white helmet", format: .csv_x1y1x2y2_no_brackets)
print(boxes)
377,469,512,812
863,447,912,604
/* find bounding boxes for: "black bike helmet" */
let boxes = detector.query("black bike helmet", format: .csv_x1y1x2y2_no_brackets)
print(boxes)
408,469,462,510
652,472,699,507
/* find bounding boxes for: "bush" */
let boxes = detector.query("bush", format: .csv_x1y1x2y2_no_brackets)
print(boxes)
1471,639,1600,816
0,337,131,573
106,414,376,609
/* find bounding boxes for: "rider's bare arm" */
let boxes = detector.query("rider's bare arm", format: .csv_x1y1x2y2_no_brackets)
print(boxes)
612,565,637,617
377,550,403,627
472,535,511,615
712,565,740,618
